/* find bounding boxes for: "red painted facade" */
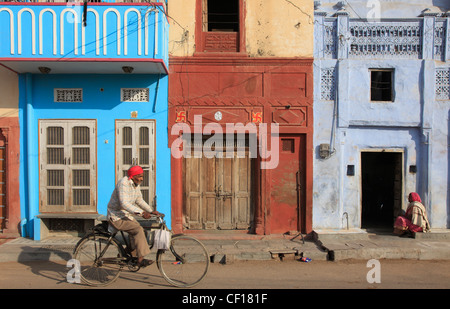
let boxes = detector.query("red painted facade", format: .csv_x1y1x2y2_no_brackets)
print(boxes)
0,118,21,238
168,56,313,235
168,0,313,236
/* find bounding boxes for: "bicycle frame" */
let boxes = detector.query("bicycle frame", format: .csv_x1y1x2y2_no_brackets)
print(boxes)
92,215,164,265
85,224,132,266
77,215,184,267
73,214,210,287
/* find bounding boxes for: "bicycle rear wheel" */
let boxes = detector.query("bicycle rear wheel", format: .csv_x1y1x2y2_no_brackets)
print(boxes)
73,234,124,287
157,235,210,288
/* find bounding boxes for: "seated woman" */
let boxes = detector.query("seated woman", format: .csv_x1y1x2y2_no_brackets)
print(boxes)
394,192,431,236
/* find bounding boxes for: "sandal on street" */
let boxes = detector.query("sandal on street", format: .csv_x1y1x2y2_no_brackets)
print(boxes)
138,259,154,268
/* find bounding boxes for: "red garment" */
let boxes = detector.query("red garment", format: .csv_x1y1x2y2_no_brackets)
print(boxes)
394,216,423,233
408,192,421,203
394,192,425,233
127,166,144,179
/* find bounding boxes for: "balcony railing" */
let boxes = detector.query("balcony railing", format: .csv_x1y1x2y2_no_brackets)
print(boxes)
314,12,450,62
0,2,168,68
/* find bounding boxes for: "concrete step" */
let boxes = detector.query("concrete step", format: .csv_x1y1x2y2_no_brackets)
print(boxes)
413,229,450,240
312,228,369,242
313,228,450,241
312,228,450,261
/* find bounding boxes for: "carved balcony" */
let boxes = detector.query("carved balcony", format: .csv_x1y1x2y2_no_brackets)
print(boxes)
314,13,449,62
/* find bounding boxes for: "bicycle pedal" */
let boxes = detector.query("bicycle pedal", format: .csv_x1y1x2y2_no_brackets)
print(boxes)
129,257,139,264
127,258,141,272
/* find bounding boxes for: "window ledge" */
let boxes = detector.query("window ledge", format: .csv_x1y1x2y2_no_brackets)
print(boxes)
37,213,100,219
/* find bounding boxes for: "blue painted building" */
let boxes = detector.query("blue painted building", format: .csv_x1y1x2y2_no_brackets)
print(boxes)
0,2,170,240
313,1,450,231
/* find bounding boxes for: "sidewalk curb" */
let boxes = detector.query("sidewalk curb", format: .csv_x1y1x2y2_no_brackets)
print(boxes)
313,229,450,261
1,229,450,263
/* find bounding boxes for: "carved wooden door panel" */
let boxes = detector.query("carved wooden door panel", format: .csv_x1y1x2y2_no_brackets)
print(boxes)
185,149,252,230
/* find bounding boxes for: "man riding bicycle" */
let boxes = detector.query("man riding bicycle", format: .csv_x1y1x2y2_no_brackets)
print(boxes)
107,165,161,267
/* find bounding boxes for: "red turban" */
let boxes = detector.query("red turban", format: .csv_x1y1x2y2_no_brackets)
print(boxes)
408,192,421,203
128,166,144,179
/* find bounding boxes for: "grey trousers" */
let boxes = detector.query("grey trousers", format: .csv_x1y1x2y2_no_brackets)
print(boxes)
109,218,151,258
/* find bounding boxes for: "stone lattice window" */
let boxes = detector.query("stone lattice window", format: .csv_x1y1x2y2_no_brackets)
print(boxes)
323,20,337,58
434,20,447,61
436,68,450,100
321,68,336,100
349,22,422,59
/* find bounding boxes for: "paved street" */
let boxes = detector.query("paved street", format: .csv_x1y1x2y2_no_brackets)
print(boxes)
1,258,450,290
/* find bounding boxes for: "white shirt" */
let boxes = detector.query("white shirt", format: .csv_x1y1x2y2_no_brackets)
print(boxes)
107,176,153,221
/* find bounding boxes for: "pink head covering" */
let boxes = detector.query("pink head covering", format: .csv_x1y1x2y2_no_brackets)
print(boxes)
127,166,144,179
408,192,421,203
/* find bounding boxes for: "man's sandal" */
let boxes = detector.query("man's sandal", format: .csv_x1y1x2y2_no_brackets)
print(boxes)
138,259,154,268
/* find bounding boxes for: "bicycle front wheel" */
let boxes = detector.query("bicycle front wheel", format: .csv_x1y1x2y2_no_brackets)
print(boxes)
73,234,124,287
157,235,210,288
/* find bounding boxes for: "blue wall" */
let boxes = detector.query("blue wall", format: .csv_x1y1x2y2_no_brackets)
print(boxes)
313,5,450,230
19,73,170,239
0,4,168,64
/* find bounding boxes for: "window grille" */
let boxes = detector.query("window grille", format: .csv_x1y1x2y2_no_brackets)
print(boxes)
205,0,239,32
54,89,83,102
321,68,336,101
324,20,337,58
436,68,450,100
121,88,150,102
49,219,84,232
434,20,447,61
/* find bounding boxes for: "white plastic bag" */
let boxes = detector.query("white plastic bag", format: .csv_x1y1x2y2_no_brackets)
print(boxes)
154,229,171,250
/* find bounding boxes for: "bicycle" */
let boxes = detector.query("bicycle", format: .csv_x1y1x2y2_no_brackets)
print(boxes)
72,214,210,288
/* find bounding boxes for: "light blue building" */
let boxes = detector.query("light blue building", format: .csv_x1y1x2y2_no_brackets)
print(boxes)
0,2,170,240
313,1,450,231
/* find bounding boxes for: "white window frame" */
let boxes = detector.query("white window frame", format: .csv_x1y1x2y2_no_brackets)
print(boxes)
39,119,97,213
115,120,156,206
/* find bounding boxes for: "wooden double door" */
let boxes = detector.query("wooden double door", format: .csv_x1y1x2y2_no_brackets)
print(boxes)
185,150,252,230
